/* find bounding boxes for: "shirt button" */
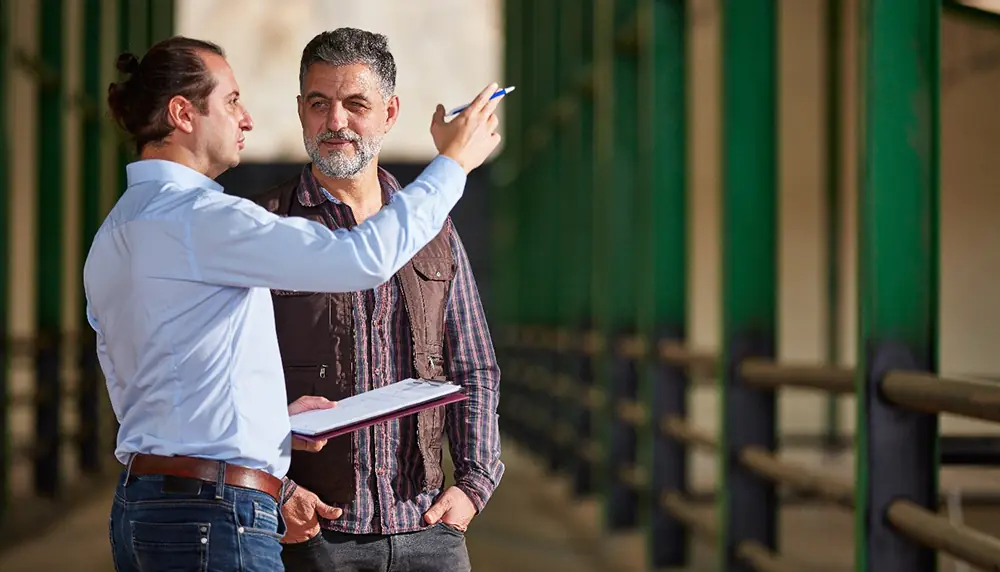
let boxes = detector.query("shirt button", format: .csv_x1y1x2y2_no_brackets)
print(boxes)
201,537,208,544
238,526,245,534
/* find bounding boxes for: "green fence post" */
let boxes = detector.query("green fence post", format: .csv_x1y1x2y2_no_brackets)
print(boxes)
78,0,105,475
604,0,642,531
117,0,150,179
516,0,540,450
854,1,939,571
35,0,67,498
555,0,590,492
823,0,844,454
572,0,598,498
592,0,615,520
494,0,521,439
0,0,10,521
148,0,174,44
538,0,561,471
719,1,779,569
639,0,689,566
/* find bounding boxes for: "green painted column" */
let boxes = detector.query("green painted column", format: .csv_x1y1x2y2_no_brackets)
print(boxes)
823,0,844,452
148,0,174,44
515,0,540,448
554,0,587,478
538,0,561,470
639,0,689,566
35,0,66,497
573,0,598,497
0,0,11,520
78,0,105,475
493,0,522,437
854,1,939,571
604,0,643,531
117,0,150,176
718,1,779,569
591,0,615,513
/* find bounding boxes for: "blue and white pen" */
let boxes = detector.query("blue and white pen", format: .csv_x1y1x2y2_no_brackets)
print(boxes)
446,86,515,117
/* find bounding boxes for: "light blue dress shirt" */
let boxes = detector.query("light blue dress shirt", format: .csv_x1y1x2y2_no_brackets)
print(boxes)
83,155,467,478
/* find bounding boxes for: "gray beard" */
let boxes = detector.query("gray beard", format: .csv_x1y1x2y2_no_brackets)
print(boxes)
304,131,383,179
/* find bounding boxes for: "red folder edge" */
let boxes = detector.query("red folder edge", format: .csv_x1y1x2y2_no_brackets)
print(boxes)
291,389,469,443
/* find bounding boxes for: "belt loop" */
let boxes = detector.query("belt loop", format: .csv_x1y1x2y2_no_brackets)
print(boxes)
124,453,136,485
215,461,227,500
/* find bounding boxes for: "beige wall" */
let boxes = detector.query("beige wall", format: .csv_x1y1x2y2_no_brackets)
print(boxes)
175,0,504,163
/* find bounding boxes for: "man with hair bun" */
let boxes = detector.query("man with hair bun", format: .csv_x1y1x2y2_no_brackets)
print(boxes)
260,28,504,572
85,34,504,571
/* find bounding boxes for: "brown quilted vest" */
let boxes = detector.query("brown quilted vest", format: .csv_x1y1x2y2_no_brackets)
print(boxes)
253,175,455,505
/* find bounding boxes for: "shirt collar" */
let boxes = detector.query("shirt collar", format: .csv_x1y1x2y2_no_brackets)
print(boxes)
125,159,224,193
297,163,403,208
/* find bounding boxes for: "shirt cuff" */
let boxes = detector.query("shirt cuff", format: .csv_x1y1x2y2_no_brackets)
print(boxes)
454,470,496,513
280,476,297,506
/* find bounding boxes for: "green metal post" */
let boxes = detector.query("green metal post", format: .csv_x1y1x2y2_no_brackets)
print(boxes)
573,0,598,497
640,0,689,566
592,0,614,511
517,0,540,450
854,1,939,571
539,0,561,471
78,0,104,475
0,0,10,521
823,0,843,454
554,0,586,479
117,0,150,173
148,0,174,44
719,1,779,569
604,0,642,531
35,0,66,498
494,0,522,438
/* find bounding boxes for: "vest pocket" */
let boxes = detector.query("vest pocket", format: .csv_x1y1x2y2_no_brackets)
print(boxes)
283,366,321,403
412,258,456,282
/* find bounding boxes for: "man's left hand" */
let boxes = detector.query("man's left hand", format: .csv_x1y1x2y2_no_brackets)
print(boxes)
423,486,477,532
288,396,336,452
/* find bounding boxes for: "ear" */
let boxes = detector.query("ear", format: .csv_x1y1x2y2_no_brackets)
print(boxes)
167,95,196,134
384,94,400,133
296,94,304,125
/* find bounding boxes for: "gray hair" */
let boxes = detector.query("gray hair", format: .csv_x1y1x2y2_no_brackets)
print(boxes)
298,28,396,100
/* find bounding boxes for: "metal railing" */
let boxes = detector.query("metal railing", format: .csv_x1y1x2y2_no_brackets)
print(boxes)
499,327,1000,571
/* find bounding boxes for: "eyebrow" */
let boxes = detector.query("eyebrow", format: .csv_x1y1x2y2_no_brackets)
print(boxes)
304,91,371,103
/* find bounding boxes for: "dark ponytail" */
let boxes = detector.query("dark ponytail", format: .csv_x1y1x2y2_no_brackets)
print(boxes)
106,36,225,156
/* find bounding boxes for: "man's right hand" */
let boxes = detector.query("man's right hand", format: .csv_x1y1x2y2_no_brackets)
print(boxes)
280,484,343,544
430,82,504,174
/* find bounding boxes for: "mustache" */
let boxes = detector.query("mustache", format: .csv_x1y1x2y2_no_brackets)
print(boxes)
316,130,360,144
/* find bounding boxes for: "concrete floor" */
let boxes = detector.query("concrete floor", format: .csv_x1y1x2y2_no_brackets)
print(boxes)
2,438,1000,571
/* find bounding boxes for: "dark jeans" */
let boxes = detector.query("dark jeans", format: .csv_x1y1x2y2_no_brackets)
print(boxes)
109,470,286,571
281,523,472,572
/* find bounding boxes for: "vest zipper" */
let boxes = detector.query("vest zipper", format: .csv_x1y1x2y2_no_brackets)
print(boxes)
319,365,327,379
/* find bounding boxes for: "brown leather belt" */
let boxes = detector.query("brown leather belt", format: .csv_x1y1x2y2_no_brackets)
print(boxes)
129,454,283,503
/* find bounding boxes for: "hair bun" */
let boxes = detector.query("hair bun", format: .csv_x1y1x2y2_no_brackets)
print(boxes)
116,52,140,74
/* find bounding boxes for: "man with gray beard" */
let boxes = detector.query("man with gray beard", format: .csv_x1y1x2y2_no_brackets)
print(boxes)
253,28,503,572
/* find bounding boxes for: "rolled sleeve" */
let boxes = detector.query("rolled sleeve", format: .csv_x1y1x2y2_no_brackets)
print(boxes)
442,225,504,512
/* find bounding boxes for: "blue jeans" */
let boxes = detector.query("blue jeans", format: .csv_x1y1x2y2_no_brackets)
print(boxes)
109,470,286,571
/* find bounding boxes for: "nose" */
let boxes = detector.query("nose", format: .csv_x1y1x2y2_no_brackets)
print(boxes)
240,108,254,132
325,103,349,132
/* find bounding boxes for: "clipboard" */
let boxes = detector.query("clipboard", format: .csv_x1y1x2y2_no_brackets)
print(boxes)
290,378,468,443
